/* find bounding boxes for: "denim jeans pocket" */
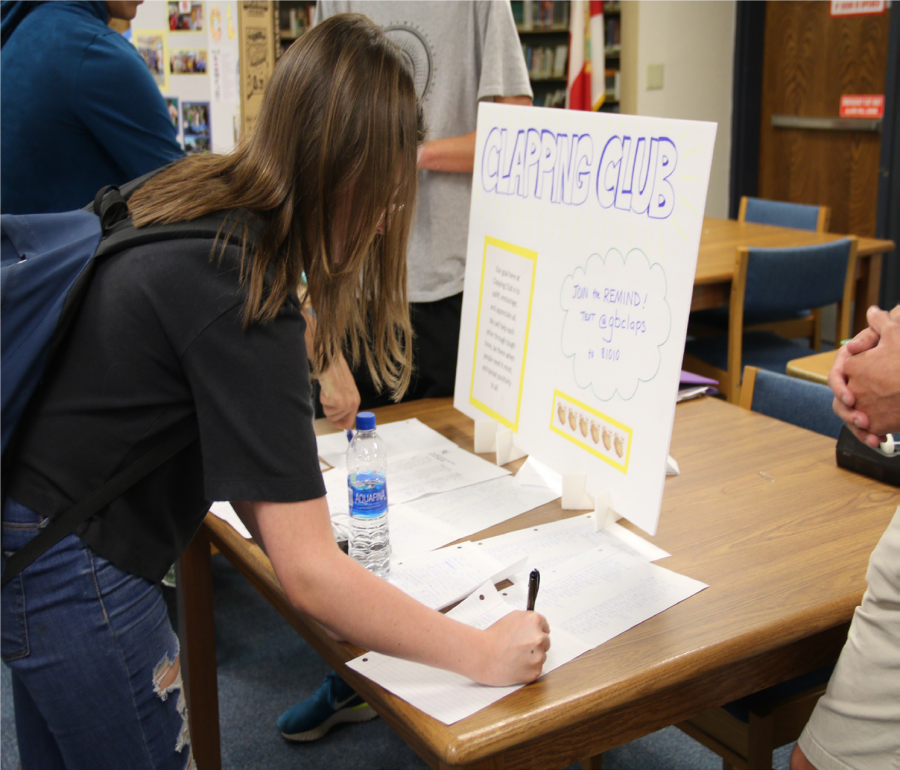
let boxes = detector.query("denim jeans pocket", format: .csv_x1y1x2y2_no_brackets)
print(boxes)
1,556,30,661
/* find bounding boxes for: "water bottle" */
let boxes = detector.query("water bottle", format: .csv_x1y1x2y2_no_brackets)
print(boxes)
347,411,391,577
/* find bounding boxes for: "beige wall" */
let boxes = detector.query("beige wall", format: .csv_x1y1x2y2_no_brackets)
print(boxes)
620,1,736,218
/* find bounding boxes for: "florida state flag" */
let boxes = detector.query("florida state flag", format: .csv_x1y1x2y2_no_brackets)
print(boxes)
567,0,605,110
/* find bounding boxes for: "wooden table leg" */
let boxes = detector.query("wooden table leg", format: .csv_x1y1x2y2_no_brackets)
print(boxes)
854,254,882,335
177,527,222,770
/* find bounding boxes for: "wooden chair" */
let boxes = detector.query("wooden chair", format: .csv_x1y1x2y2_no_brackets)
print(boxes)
674,366,841,769
683,237,857,403
690,196,832,349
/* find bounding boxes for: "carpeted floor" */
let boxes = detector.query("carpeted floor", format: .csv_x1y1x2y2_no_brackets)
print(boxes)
1,554,795,769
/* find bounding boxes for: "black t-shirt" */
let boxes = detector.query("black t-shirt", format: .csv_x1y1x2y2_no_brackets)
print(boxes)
7,231,325,582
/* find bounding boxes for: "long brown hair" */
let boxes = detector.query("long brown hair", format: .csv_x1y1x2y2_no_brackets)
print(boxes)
128,13,423,399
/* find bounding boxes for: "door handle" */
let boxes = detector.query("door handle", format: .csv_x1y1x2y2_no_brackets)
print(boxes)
772,115,881,132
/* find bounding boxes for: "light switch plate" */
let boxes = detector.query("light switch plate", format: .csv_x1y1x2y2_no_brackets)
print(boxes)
647,63,664,90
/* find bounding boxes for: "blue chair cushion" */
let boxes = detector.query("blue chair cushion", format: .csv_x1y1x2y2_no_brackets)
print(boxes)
749,368,843,439
744,197,821,231
691,306,812,330
684,331,822,376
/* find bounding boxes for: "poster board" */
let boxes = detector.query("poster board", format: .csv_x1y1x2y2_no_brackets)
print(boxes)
454,104,716,535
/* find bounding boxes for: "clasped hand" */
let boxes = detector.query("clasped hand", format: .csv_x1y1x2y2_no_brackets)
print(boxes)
828,304,900,446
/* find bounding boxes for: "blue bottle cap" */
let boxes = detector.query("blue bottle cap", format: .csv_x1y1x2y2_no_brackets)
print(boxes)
355,411,376,430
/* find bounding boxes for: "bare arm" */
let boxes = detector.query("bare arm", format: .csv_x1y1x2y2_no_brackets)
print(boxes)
417,95,533,174
302,309,360,430
231,498,550,686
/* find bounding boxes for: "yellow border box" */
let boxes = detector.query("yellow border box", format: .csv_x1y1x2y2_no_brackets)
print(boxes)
133,30,170,92
550,389,633,473
469,236,538,432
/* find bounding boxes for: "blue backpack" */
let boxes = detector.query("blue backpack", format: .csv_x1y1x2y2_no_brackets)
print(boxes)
1,183,251,585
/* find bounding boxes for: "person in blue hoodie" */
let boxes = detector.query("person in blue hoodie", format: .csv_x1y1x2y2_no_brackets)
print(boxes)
0,1,183,214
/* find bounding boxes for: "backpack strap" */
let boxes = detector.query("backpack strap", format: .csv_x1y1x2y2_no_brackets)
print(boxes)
1,181,260,587
93,185,129,231
1,419,198,588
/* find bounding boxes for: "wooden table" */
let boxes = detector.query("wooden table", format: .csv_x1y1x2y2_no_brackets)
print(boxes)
178,397,898,770
694,217,895,334
787,350,839,385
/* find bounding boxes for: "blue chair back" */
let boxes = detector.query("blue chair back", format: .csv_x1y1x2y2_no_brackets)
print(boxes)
743,197,822,231
743,238,852,317
748,369,842,438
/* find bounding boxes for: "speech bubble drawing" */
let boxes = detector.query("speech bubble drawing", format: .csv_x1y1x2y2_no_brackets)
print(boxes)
560,248,670,400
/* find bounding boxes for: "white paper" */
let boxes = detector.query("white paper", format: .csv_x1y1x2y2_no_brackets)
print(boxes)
346,582,591,725
328,467,557,559
322,467,351,515
600,521,670,561
347,548,705,725
676,385,712,403
396,475,559,539
387,503,462,560
383,446,511,504
473,515,670,589
535,548,706,648
387,543,524,611
316,418,455,469
322,443,509,511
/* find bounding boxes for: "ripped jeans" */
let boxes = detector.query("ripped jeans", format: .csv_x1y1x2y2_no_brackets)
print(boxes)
1,498,193,770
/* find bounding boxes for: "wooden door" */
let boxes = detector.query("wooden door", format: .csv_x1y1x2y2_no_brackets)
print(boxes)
758,1,890,237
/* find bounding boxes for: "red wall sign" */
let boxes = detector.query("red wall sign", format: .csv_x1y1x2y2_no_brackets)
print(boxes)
830,0,886,16
840,95,885,119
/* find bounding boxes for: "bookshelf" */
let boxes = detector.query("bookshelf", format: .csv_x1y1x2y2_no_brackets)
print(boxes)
512,0,622,111
602,2,621,111
274,0,315,56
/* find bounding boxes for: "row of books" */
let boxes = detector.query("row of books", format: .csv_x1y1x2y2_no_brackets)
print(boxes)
522,43,569,80
514,1,622,32
279,3,315,40
605,17,621,48
513,1,570,32
605,69,621,101
533,82,620,110
541,88,567,108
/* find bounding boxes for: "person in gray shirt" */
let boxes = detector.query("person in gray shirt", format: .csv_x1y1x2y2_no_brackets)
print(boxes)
314,0,533,411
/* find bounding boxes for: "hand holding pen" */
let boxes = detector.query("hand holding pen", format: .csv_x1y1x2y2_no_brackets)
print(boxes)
480,569,550,686
526,568,540,611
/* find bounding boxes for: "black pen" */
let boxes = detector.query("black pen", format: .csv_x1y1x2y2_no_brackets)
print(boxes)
526,568,540,611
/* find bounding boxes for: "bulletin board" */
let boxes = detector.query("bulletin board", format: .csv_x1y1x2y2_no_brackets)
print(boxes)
454,104,717,535
132,0,242,153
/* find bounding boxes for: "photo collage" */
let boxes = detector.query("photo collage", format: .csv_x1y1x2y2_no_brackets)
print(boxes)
134,2,211,153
